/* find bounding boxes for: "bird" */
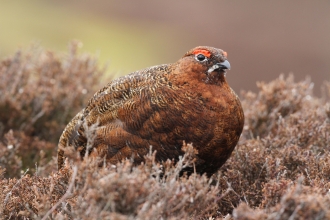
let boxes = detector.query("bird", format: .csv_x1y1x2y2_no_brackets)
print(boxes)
57,46,244,176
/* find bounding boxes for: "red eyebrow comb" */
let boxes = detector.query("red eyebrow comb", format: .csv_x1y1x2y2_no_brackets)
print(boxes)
192,49,211,58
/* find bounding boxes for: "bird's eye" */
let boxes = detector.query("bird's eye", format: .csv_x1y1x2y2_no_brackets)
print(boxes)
195,54,207,62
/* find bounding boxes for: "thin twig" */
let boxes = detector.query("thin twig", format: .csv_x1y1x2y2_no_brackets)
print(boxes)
41,166,77,220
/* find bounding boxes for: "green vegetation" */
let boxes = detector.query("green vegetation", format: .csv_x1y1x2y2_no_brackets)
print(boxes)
0,1,179,75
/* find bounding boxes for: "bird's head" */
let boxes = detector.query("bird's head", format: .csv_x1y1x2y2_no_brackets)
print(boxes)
177,46,230,84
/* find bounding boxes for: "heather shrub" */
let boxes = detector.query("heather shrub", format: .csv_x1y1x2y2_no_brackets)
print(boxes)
0,45,330,219
0,42,105,177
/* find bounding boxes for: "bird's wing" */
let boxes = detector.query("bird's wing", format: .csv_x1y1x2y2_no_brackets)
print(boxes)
57,64,171,169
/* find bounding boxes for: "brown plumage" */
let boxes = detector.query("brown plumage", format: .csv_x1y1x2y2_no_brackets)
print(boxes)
57,46,244,176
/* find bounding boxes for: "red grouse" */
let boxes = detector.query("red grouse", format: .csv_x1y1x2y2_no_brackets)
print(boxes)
58,46,244,176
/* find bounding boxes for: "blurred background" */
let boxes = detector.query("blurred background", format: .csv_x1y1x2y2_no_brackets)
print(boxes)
1,0,329,95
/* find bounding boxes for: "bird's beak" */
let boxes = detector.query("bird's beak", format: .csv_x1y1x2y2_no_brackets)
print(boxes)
207,60,231,73
218,60,231,70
